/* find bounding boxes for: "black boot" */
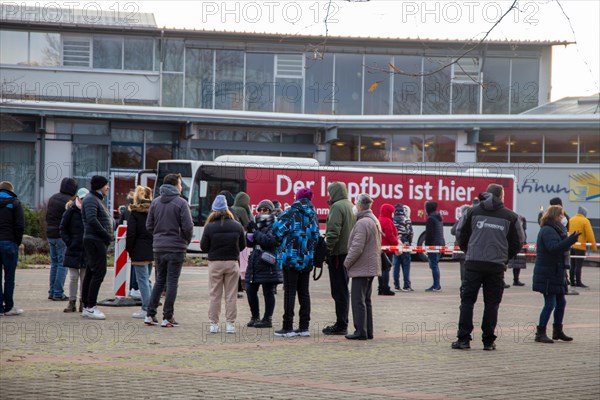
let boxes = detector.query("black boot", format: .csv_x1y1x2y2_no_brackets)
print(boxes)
247,317,260,327
552,324,573,341
78,301,83,313
254,318,272,328
534,326,554,343
63,300,76,313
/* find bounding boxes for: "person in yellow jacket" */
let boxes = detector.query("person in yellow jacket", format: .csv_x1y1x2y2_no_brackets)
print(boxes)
568,206,597,288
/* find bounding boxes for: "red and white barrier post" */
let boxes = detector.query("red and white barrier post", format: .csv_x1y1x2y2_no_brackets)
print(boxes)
113,225,130,298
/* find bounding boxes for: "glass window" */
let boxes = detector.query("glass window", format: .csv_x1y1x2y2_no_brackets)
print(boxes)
482,58,510,114
305,53,333,114
282,133,313,144
0,30,28,65
275,77,302,113
330,133,359,161
217,129,247,142
283,152,314,158
424,134,456,162
393,56,422,115
392,134,423,162
579,132,600,164
510,132,543,163
477,132,509,162
185,48,214,108
93,36,122,69
162,73,183,107
55,120,109,135
422,57,451,114
215,50,244,110
0,141,35,206
252,131,280,143
146,144,173,170
112,144,142,169
246,53,274,112
360,133,391,162
191,148,213,160
544,133,578,163
73,143,109,190
124,37,153,70
29,32,60,66
363,55,391,115
163,39,184,72
511,58,539,114
334,54,363,115
112,128,143,142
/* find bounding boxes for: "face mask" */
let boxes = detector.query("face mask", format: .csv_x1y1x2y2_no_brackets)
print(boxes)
352,205,358,216
560,216,568,227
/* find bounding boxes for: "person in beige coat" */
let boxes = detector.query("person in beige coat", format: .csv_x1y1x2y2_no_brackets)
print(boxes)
344,193,382,340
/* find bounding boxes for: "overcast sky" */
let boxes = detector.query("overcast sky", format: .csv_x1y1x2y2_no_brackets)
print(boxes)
17,0,600,101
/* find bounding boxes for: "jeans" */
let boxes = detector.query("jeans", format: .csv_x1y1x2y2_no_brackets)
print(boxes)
457,268,505,345
81,239,108,309
0,241,18,314
133,264,153,311
351,277,374,338
377,268,391,292
148,252,184,321
130,265,139,291
327,255,349,328
393,253,411,289
48,238,67,298
538,293,567,327
427,252,441,289
246,281,276,320
282,268,311,331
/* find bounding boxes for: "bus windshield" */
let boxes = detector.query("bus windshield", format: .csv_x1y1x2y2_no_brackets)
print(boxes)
156,161,193,200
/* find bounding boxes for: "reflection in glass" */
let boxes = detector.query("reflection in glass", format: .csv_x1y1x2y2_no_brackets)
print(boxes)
0,30,28,65
112,144,142,169
482,58,510,114
275,77,302,113
424,134,456,162
423,57,451,114
510,132,542,163
579,132,600,164
246,53,274,112
73,143,109,190
163,39,184,72
29,32,60,66
363,55,391,115
544,134,578,163
55,121,109,135
330,134,359,161
185,48,214,108
360,134,391,161
162,73,183,107
511,58,539,114
392,134,423,162
0,141,35,206
476,132,509,162
305,53,333,114
93,36,122,69
146,144,173,170
334,54,363,115
124,37,153,70
215,50,244,110
393,56,422,115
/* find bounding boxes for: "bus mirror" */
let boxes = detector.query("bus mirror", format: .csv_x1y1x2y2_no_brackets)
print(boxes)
199,181,207,197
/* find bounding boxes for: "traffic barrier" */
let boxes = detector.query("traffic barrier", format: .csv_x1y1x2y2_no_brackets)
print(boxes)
381,244,600,259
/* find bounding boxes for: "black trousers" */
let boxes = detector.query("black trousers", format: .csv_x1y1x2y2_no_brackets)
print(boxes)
351,277,374,338
82,239,107,308
569,249,586,285
457,268,505,345
147,252,184,320
327,254,349,328
282,268,311,331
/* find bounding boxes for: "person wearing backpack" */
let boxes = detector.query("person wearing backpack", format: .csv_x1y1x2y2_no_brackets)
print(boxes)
393,204,414,291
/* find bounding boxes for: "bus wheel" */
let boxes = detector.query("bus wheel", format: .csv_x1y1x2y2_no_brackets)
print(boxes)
414,233,429,263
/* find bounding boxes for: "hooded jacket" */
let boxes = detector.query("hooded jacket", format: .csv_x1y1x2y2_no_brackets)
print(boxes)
0,189,25,246
568,207,597,251
325,182,356,255
82,191,113,244
273,198,320,271
60,202,85,268
378,203,399,249
46,178,77,238
231,192,253,230
393,204,413,245
246,214,283,284
459,192,522,272
125,201,154,262
146,184,193,253
424,202,444,246
345,209,382,278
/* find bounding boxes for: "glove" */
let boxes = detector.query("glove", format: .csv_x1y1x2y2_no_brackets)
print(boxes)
246,233,254,242
247,221,257,233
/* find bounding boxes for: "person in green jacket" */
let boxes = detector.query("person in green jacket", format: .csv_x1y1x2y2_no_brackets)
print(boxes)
322,182,356,336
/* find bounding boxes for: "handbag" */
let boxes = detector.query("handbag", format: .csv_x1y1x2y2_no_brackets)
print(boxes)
381,252,392,271
260,250,277,265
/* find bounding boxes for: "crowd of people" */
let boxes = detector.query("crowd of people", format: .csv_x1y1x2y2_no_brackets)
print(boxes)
0,176,596,348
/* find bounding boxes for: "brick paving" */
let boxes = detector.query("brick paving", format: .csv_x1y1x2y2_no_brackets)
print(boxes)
1,261,599,399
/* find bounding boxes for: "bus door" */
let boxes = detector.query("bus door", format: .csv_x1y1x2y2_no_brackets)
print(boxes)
195,164,246,225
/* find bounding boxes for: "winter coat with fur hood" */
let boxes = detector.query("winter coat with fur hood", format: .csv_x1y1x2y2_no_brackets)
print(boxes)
126,201,154,263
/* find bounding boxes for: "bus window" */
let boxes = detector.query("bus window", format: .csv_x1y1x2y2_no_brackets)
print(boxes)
196,165,246,226
155,162,192,199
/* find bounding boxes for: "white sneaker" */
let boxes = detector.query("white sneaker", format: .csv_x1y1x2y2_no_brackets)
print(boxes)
294,329,310,337
4,307,24,316
226,322,236,334
209,323,220,334
132,309,146,319
85,307,106,320
129,289,141,298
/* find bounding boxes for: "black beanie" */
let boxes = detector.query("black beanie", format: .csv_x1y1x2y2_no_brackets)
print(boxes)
91,175,108,191
549,197,563,206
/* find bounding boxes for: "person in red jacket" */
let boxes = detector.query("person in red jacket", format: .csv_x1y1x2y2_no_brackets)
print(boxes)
378,203,398,296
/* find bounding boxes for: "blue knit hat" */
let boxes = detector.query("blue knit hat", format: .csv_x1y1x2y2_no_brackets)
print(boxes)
212,195,228,212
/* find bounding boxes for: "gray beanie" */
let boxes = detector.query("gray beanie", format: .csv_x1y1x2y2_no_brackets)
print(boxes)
211,195,228,212
257,199,275,212
578,206,588,217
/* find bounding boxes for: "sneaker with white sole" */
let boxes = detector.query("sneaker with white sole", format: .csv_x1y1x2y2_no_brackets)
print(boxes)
144,315,159,326
132,309,146,319
84,307,105,320
209,323,220,334
4,307,24,316
129,289,141,298
226,322,236,334
293,329,310,337
274,329,296,337
161,318,179,328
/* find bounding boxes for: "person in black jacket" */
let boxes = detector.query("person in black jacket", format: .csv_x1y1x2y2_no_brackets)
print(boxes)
201,195,246,334
0,181,25,316
424,201,444,292
81,175,113,320
452,184,522,351
245,199,282,328
59,188,89,313
46,177,77,301
126,186,154,319
533,205,580,343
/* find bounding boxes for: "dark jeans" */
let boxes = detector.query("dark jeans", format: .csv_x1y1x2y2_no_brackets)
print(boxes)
82,239,107,308
457,268,505,345
282,268,311,331
393,253,411,289
377,268,391,292
351,276,374,338
569,249,586,285
538,293,566,327
48,238,67,298
327,254,349,328
246,281,276,320
147,252,184,320
130,265,138,291
0,240,18,314
427,252,441,289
